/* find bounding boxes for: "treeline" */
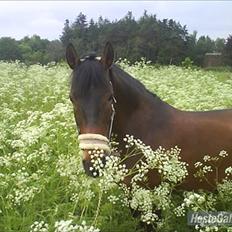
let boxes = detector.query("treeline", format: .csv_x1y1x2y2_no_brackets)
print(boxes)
0,11,231,66
0,35,64,65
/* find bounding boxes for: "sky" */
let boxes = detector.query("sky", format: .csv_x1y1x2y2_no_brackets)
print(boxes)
0,1,231,41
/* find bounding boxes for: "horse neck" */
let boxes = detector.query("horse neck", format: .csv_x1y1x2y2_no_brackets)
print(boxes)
110,65,174,141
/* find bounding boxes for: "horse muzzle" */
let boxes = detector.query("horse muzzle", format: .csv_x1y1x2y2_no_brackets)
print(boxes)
78,133,110,177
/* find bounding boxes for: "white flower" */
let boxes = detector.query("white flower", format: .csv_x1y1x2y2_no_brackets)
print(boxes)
30,220,49,232
225,167,232,176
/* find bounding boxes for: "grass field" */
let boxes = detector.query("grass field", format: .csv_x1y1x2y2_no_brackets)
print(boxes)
0,61,232,232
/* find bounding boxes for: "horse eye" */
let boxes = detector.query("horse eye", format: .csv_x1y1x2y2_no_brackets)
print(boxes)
108,95,114,102
69,95,74,102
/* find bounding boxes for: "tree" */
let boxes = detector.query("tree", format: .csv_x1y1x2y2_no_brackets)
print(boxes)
71,13,89,56
73,12,88,30
215,38,225,53
47,40,65,62
135,11,159,62
223,35,232,66
18,35,50,64
60,19,73,46
84,19,99,52
194,36,215,66
156,18,189,64
186,31,198,62
0,37,21,60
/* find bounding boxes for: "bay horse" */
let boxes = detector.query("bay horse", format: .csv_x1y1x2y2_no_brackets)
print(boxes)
66,42,232,191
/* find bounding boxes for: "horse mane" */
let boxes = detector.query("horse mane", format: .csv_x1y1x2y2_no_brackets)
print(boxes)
111,64,161,102
71,55,160,103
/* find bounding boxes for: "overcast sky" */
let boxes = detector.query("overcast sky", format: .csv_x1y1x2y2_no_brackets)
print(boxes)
0,1,231,41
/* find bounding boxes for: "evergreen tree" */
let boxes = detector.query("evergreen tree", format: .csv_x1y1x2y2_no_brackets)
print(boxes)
224,35,232,66
195,36,215,65
60,19,73,46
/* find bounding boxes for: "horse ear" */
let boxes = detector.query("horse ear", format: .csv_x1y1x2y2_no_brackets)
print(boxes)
101,42,114,69
66,43,80,69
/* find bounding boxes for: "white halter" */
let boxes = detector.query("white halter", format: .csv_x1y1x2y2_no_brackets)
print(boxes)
78,133,110,152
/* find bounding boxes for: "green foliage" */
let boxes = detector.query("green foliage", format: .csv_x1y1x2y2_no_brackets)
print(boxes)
18,35,64,65
223,35,232,66
0,37,21,60
194,36,216,66
215,38,226,53
0,35,64,65
181,57,195,68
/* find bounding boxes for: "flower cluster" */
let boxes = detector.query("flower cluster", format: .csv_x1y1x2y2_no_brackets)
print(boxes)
93,135,189,225
30,221,49,232
54,220,100,232
123,135,188,185
99,154,128,191
174,191,216,221
225,167,232,176
194,224,219,232
29,220,100,232
194,150,229,183
89,149,107,177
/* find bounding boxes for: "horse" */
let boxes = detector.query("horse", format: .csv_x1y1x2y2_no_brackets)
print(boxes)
66,42,232,192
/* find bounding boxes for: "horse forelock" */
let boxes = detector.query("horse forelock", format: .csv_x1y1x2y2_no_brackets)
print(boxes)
71,59,109,97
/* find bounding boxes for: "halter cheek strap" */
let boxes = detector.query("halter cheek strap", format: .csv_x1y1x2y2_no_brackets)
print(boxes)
108,83,117,140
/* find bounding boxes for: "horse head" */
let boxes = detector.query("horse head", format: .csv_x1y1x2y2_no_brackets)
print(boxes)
66,42,116,177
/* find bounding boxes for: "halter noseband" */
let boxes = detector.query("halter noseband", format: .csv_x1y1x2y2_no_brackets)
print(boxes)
78,133,111,152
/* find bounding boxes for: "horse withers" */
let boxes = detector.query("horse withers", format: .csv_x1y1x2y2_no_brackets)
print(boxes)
66,42,232,191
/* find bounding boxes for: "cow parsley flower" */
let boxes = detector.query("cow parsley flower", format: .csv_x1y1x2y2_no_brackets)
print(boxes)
30,221,49,232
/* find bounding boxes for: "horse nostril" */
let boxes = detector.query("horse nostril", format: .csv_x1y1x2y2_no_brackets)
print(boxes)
102,155,106,166
82,159,87,168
